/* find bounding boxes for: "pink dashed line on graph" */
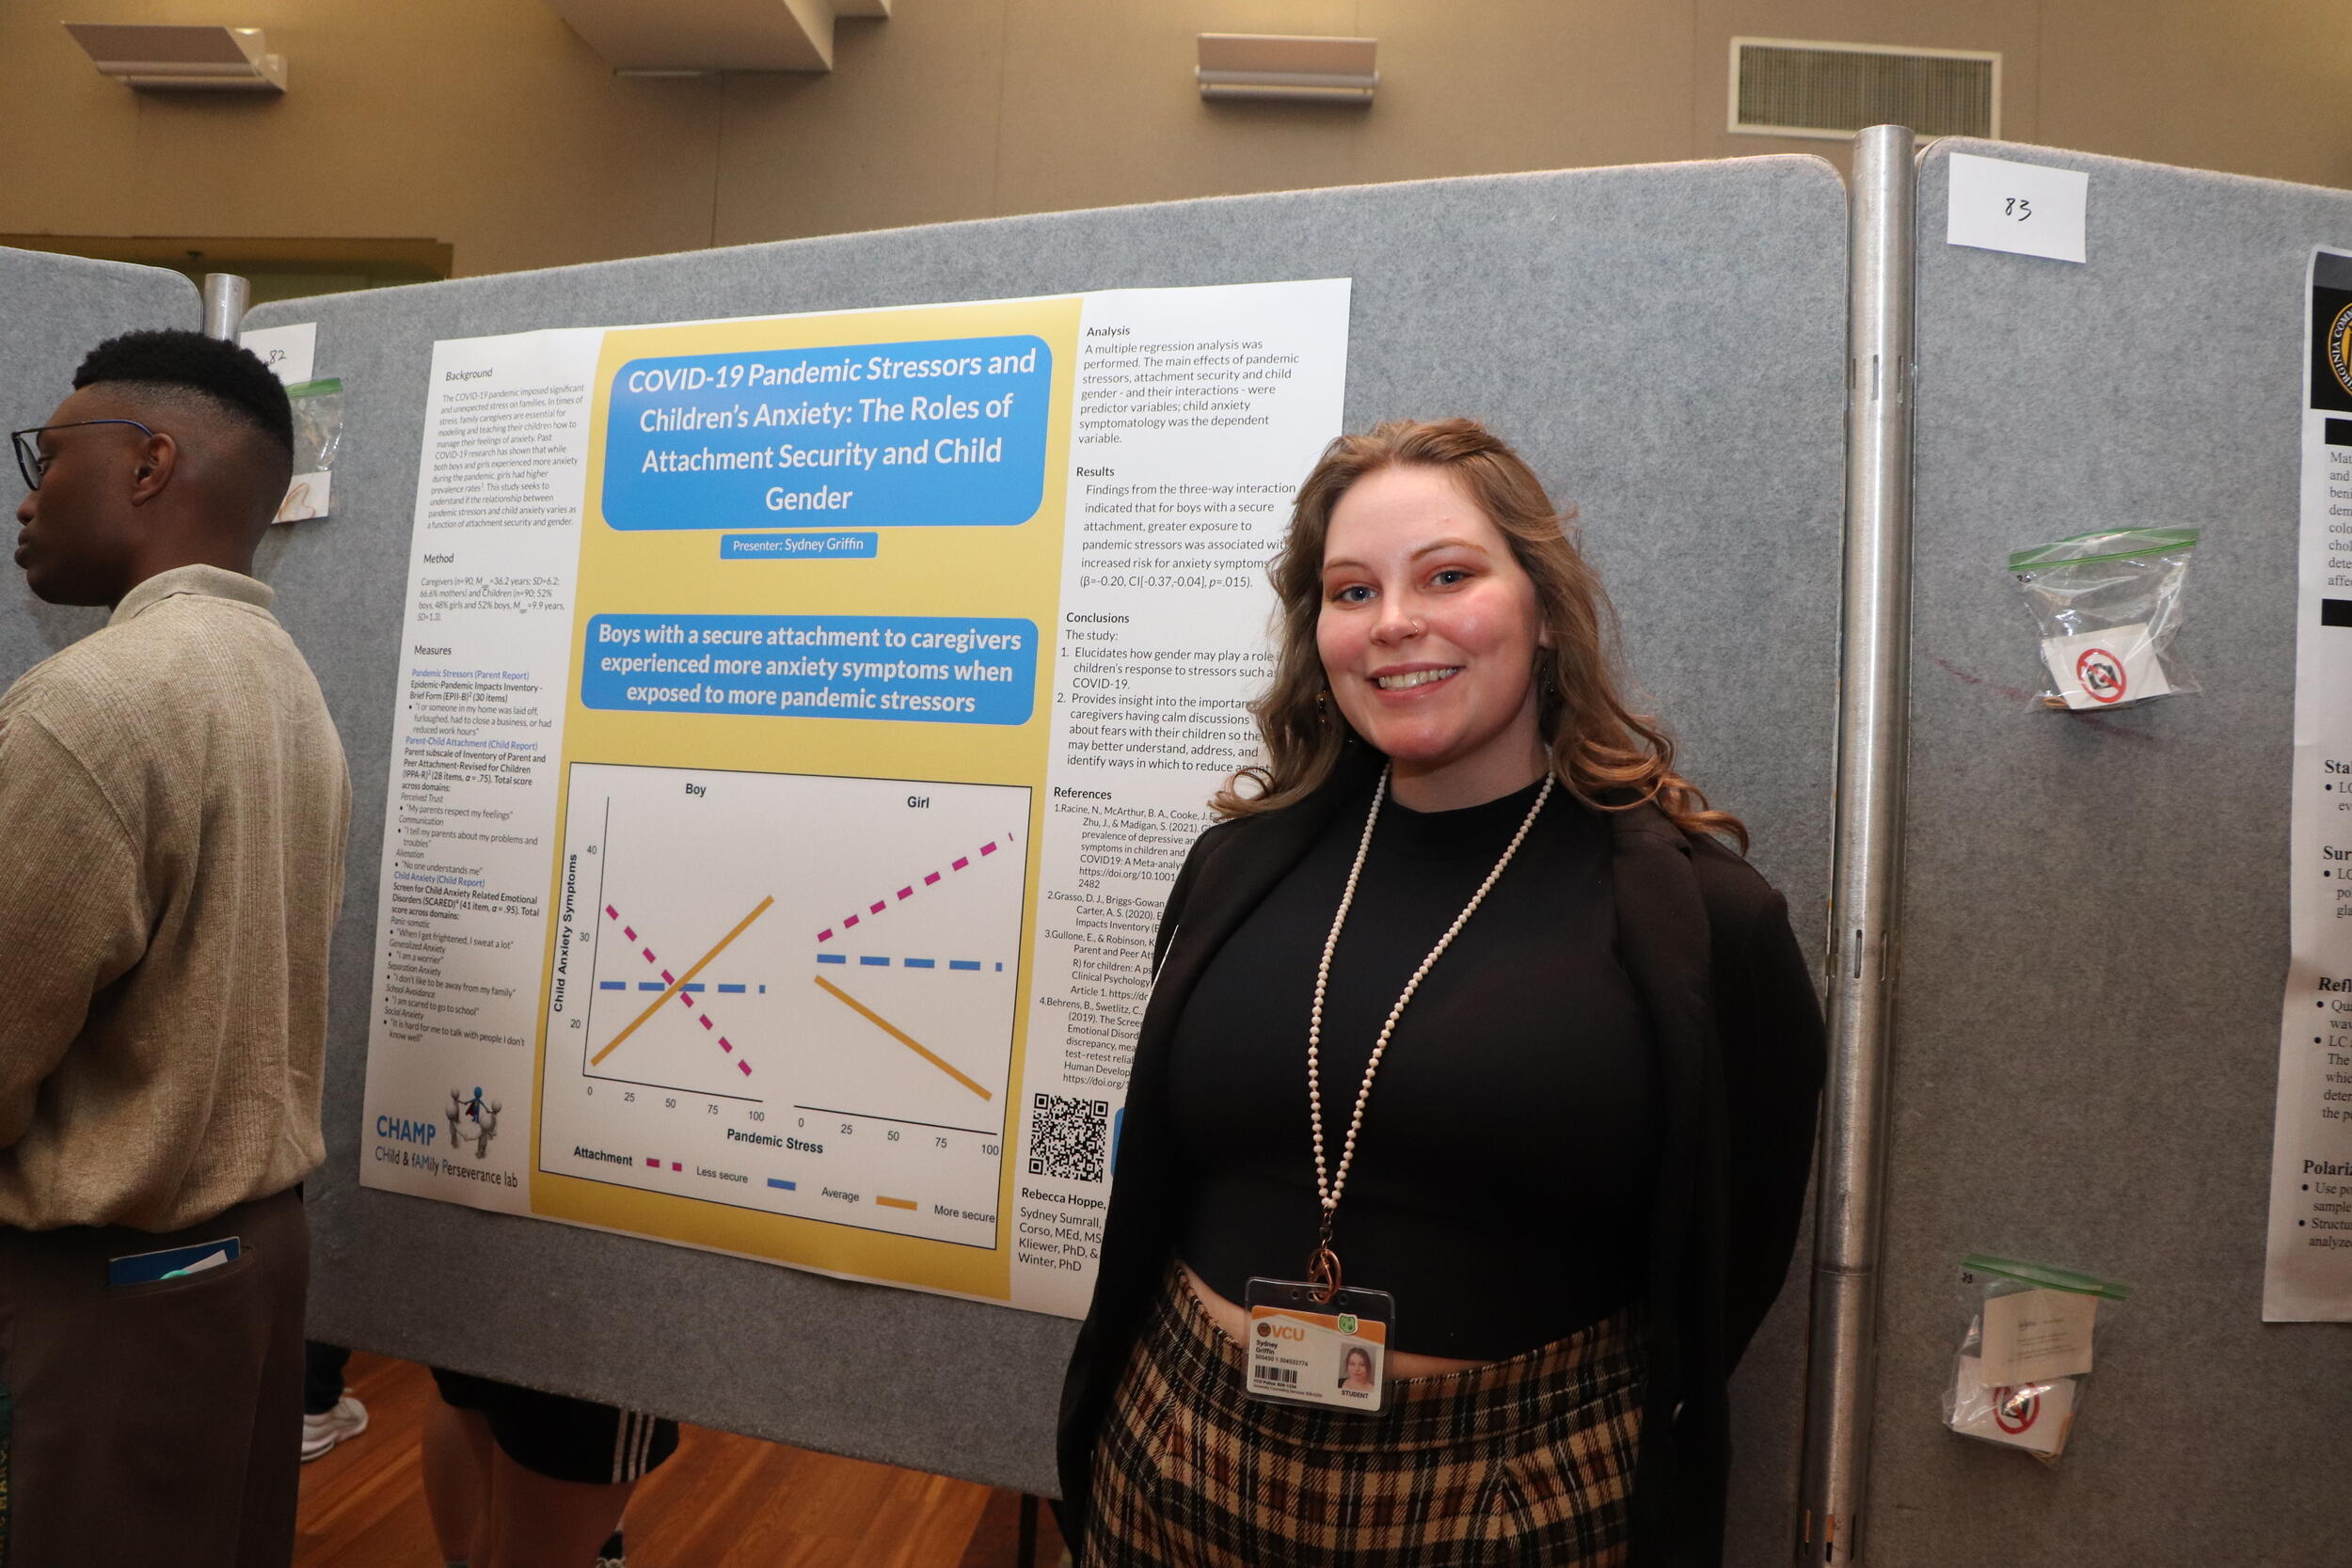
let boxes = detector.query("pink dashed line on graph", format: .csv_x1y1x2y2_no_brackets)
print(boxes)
814,831,1016,943
600,905,755,1078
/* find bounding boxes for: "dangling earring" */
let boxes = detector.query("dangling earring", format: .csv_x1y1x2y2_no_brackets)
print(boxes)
1315,688,1332,725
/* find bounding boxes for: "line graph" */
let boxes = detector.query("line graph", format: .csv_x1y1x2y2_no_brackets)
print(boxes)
811,974,993,1100
592,895,772,1067
814,834,1011,944
591,900,759,1078
539,762,1030,1248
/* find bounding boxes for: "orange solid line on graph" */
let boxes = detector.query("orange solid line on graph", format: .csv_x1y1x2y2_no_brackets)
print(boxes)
591,895,776,1066
876,1195,918,1211
810,973,993,1101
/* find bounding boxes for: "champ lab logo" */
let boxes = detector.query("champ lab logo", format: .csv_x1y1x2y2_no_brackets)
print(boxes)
447,1085,502,1159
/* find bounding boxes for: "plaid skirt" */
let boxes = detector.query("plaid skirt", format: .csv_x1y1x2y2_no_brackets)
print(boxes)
1084,1268,1645,1568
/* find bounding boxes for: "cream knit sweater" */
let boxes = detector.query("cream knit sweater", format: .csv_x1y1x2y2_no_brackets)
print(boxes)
0,565,350,1231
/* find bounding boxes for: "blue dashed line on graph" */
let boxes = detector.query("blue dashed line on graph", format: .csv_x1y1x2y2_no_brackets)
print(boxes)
808,953,999,973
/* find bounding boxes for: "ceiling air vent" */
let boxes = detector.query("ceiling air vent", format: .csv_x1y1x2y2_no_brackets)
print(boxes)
1729,39,1997,140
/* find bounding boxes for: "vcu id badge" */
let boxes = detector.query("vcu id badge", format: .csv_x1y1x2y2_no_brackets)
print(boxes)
1243,1277,1396,1413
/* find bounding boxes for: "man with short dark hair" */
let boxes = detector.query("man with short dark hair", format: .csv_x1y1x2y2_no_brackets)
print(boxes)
0,328,350,1565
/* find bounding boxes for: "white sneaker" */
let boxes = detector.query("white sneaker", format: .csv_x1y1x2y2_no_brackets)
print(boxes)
300,1394,369,1462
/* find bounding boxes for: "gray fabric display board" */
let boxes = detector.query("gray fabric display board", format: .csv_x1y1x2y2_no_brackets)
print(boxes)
0,248,199,697
1883,138,2352,1564
229,157,1848,1523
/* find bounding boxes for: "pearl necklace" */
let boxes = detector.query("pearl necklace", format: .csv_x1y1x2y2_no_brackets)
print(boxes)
1303,765,1555,1295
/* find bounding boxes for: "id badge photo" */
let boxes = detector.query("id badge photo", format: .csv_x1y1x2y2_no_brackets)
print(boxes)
1243,1276,1397,1414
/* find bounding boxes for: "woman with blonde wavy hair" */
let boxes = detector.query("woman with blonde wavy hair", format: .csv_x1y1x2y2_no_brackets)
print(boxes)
1057,418,1824,1568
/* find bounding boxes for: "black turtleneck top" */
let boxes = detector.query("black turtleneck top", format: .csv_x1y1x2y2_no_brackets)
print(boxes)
1165,777,1661,1360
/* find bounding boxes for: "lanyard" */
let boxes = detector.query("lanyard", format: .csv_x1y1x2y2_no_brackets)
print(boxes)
1302,765,1554,1298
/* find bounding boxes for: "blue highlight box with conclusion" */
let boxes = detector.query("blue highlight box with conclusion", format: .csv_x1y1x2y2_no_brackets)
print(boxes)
580,612,1039,726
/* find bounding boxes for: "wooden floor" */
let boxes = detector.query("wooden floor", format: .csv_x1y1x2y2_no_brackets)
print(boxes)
297,1354,1067,1568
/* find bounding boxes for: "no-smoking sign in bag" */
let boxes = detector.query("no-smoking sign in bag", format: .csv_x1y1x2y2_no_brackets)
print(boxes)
1944,1254,2131,1464
2009,528,2200,710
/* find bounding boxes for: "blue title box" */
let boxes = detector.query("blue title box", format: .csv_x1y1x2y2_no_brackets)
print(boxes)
580,613,1038,725
602,336,1053,531
720,532,879,561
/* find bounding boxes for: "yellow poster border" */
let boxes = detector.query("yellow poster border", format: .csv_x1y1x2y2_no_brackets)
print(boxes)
524,294,1084,1303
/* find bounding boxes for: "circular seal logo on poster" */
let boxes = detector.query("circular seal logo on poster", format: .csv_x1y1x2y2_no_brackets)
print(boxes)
2075,646,2127,705
2329,303,2352,399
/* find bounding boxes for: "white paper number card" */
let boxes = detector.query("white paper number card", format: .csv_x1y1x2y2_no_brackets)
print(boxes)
240,321,317,386
1947,152,2089,264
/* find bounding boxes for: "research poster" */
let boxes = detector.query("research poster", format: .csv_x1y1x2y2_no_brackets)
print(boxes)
2265,248,2352,1321
360,279,1350,1317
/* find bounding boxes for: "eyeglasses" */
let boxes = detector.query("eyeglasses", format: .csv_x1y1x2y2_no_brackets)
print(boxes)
11,419,157,491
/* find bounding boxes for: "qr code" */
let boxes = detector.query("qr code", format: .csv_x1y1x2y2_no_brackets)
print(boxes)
1027,1092,1110,1182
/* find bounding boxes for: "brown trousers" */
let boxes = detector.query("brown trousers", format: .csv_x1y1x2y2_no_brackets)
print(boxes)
0,1185,309,1568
